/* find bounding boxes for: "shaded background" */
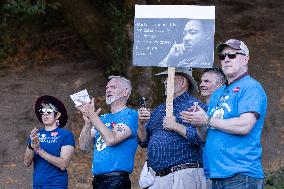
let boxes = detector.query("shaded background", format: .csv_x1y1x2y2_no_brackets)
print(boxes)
0,0,283,188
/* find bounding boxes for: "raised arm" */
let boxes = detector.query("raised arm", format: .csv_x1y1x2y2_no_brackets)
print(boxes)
89,114,132,146
138,107,150,142
79,115,96,151
24,128,38,167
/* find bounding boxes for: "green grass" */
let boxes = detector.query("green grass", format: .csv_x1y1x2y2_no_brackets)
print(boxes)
264,167,284,189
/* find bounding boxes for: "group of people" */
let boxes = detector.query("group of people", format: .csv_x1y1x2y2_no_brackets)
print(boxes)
24,39,267,189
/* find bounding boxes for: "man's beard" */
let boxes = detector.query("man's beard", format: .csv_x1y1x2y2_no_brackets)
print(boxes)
106,95,124,105
106,95,116,105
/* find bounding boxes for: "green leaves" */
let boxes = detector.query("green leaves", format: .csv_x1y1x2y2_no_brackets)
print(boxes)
3,0,47,15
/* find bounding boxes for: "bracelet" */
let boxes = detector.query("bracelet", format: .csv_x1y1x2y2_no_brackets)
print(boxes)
27,143,34,150
35,149,45,156
206,116,212,129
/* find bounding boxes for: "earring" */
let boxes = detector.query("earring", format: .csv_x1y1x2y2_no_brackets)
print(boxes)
56,120,60,127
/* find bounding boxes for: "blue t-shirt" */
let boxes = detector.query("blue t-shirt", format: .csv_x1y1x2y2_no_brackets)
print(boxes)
28,127,75,188
92,108,138,175
205,75,267,179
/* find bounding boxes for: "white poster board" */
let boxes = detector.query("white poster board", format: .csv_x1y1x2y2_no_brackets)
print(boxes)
133,5,215,68
133,5,215,117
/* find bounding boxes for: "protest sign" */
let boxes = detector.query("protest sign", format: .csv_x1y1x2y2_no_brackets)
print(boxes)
134,5,215,116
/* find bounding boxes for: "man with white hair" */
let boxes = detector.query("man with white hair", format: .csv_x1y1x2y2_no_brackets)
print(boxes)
182,39,268,189
77,76,138,189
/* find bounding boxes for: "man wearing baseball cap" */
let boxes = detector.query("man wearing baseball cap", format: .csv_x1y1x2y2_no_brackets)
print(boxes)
182,39,268,189
138,68,208,189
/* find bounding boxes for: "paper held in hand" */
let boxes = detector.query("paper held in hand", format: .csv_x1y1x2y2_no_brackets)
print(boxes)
70,89,91,106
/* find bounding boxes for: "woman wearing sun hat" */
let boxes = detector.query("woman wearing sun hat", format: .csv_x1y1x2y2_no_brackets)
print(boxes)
24,95,75,189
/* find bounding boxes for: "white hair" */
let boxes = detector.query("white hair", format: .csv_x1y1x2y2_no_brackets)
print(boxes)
108,76,132,98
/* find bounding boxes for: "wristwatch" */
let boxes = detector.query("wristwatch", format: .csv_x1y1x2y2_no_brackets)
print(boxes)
27,143,34,150
206,116,212,129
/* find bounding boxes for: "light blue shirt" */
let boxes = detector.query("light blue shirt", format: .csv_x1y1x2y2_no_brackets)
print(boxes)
92,108,138,175
205,75,267,179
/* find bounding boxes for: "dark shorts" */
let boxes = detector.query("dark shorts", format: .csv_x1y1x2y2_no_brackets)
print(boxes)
92,171,131,189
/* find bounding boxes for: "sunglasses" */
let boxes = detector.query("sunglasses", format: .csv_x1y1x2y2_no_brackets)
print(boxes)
218,52,246,60
39,108,56,115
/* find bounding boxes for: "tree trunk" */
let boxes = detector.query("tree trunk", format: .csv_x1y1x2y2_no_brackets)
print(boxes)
48,0,112,65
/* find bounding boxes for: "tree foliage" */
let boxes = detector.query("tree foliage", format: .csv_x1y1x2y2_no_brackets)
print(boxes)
0,0,57,62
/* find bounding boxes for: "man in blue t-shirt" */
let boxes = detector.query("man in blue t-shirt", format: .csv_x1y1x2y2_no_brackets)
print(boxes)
183,39,268,189
77,76,138,189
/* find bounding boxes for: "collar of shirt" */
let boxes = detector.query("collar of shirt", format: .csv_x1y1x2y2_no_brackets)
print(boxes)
173,91,190,104
228,72,248,85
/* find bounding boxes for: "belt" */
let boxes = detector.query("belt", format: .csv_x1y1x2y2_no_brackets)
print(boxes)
155,162,203,177
94,171,129,178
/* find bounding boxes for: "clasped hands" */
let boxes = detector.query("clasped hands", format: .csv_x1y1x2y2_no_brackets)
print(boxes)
76,98,101,124
163,104,209,130
180,104,208,126
30,128,40,150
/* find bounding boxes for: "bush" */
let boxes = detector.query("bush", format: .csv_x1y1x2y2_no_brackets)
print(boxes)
265,167,284,189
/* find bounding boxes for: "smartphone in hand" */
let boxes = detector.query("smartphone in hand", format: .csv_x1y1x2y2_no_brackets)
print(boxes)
193,102,198,112
138,97,147,108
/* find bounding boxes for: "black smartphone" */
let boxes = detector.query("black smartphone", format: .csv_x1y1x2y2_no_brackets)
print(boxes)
138,97,147,108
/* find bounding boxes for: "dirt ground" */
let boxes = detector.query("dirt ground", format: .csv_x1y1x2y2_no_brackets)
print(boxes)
0,59,109,188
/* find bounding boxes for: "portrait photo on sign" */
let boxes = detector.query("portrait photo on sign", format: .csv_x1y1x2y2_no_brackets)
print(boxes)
133,5,215,68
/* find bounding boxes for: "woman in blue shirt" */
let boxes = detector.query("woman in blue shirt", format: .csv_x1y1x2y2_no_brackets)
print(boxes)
24,95,75,189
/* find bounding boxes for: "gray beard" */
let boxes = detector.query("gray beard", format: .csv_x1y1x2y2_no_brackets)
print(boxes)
106,95,123,105
106,96,116,105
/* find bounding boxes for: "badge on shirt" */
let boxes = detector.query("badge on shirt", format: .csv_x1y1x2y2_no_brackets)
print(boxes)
233,87,240,92
51,132,58,137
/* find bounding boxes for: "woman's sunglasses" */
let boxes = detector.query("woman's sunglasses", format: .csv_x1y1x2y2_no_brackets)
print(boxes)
39,108,56,115
218,52,246,60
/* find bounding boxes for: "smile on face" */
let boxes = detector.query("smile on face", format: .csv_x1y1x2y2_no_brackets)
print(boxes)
200,72,222,98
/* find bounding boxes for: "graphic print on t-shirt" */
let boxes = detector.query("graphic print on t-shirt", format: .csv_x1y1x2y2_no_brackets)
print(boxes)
211,95,232,119
38,133,60,143
96,136,107,151
95,122,111,151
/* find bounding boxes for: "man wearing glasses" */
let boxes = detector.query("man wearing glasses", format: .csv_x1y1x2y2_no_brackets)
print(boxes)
138,68,208,189
181,39,268,189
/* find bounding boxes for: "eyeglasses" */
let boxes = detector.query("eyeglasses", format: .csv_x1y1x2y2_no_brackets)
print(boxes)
39,108,56,115
218,52,246,60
